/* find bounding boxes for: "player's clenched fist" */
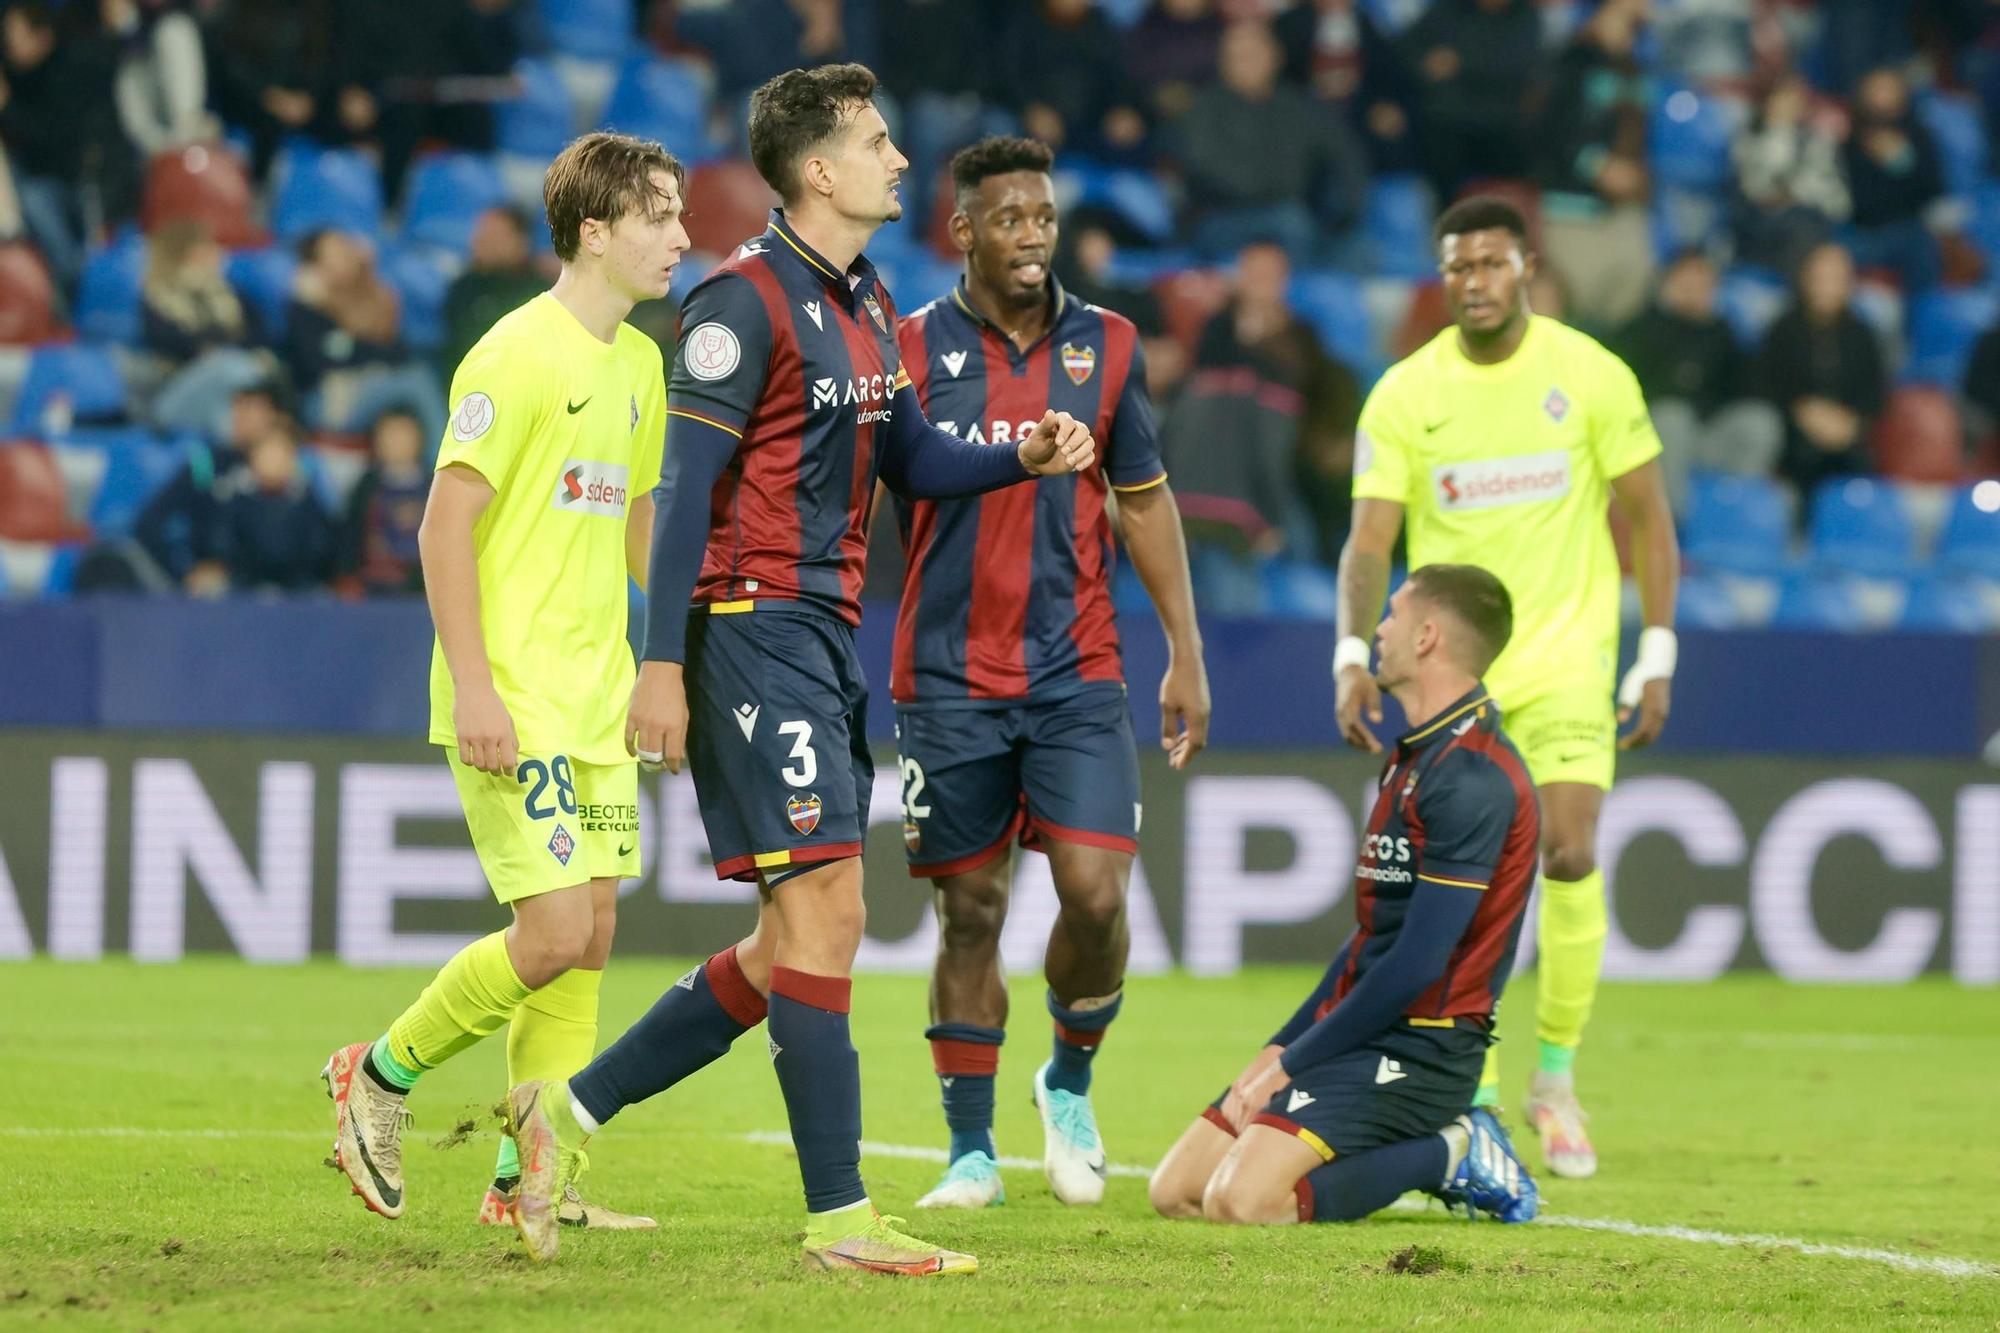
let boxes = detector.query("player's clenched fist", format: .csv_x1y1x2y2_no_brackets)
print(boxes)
627,660,690,774
1335,664,1385,754
1017,409,1095,475
454,680,519,775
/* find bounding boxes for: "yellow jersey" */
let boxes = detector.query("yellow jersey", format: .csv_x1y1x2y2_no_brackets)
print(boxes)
1352,315,1660,708
428,293,667,764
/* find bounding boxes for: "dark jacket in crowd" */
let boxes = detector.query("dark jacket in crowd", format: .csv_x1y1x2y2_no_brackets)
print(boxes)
1615,304,1741,417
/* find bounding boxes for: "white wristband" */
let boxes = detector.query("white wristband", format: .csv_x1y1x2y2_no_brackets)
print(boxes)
1332,635,1372,678
1617,626,1677,708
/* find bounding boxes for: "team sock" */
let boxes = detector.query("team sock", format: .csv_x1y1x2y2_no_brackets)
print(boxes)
494,966,601,1182
374,930,532,1091
1297,1136,1450,1222
769,966,867,1215
926,1022,1004,1162
569,947,767,1128
1045,987,1122,1096
1537,868,1607,1050
1537,1040,1577,1078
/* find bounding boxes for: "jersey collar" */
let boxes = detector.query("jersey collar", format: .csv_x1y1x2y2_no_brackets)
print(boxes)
1396,684,1494,755
946,276,1071,355
765,208,880,306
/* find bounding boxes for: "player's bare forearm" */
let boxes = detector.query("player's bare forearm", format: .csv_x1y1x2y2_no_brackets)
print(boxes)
625,491,654,594
1116,482,1201,661
1612,459,1679,629
419,464,498,691
1337,499,1404,642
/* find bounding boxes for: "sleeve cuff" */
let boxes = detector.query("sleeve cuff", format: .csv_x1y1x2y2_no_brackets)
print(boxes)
1111,472,1168,493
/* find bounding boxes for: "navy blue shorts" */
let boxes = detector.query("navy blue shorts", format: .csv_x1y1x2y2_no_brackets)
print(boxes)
684,606,873,883
1204,1023,1488,1160
893,682,1141,877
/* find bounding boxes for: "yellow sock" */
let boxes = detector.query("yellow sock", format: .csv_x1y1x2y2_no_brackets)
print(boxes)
384,930,532,1074
1474,1045,1502,1108
495,967,602,1180
1536,869,1608,1052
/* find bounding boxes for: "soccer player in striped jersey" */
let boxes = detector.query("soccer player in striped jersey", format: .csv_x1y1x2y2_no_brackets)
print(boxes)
504,65,1097,1274
889,136,1209,1211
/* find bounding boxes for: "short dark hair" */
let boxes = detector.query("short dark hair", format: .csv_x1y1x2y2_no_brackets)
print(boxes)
748,63,880,205
1433,196,1529,251
543,131,685,263
1407,564,1514,675
951,136,1055,207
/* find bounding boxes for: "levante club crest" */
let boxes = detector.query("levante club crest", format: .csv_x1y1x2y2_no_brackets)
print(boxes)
787,793,823,836
1061,342,1095,385
862,292,888,334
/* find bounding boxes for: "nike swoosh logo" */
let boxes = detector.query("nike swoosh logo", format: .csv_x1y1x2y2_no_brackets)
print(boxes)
353,1119,402,1208
1424,419,1449,433
617,842,633,857
567,397,592,414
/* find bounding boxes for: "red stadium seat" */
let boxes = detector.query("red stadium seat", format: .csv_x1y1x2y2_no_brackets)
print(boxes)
1153,269,1230,352
684,161,778,257
142,144,265,249
0,441,87,542
1873,386,1964,483
1392,281,1450,360
1454,178,1543,253
0,243,66,346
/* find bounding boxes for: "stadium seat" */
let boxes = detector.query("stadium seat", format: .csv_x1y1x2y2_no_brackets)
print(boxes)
1100,247,1200,287
1364,174,1436,279
1390,280,1450,359
1972,181,2000,268
684,161,778,257
7,346,127,436
1770,570,1904,631
1260,557,1340,620
141,143,264,248
377,244,459,351
0,243,64,346
1682,472,1792,576
1289,270,1374,376
1916,91,1988,196
45,440,108,529
1153,269,1230,350
1871,386,1964,484
600,57,715,162
269,146,385,244
225,248,300,340
1651,86,1742,193
1715,265,1789,349
498,57,579,162
1902,287,1999,387
1934,482,2000,579
401,153,510,254
1188,544,1268,615
537,0,638,63
1058,162,1177,246
1900,571,2000,632
83,431,187,538
0,442,85,542
75,233,149,346
1807,477,1917,577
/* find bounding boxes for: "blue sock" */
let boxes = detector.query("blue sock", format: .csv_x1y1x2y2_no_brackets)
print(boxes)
569,947,766,1127
769,967,867,1214
926,1022,1003,1162
1301,1136,1450,1222
1045,988,1121,1095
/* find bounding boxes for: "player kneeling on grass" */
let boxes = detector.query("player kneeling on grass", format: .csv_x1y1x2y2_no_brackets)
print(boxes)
1149,565,1541,1227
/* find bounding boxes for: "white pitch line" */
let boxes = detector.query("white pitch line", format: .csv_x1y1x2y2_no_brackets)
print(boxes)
739,1131,1999,1281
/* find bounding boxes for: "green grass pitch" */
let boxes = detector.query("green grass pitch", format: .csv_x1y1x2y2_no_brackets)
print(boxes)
2,960,1996,1330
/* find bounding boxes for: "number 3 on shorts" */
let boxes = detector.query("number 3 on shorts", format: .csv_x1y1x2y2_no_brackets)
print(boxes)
778,721,816,787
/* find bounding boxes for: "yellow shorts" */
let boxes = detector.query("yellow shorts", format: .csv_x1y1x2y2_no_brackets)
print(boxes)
1502,688,1616,791
446,750,641,903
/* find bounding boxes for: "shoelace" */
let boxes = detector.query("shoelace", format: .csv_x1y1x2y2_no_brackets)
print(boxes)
557,1144,591,1200
364,1096,413,1173
1047,1090,1100,1153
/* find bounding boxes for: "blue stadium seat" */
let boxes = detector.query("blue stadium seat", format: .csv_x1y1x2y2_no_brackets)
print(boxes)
1098,247,1198,287
1364,175,1435,279
1972,181,2000,267
225,248,300,340
600,57,714,160
1260,557,1340,621
1675,570,1750,630
75,232,148,346
1900,571,2000,632
498,58,578,161
1934,483,2000,579
1916,91,1988,196
1651,86,1741,193
1682,471,1792,576
1060,162,1177,245
1188,545,1268,615
1770,570,1898,631
84,431,187,538
1110,559,1151,615
7,345,127,435
1903,287,1999,387
377,244,458,351
1289,270,1375,375
402,154,510,254
1715,265,1789,348
1807,477,1916,577
538,0,638,63
269,147,384,244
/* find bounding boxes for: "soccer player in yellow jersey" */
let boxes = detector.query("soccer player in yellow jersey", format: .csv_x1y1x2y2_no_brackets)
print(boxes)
1334,197,1681,1179
320,131,686,1230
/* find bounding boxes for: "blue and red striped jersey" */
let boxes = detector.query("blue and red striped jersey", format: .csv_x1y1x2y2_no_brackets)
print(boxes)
665,210,909,626
890,280,1164,705
1321,688,1540,1025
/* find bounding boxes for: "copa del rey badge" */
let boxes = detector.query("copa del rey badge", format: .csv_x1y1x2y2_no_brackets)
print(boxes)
1061,342,1095,385
786,793,823,836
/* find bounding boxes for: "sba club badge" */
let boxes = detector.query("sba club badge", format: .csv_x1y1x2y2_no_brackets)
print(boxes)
547,823,576,866
787,793,823,837
1543,387,1569,423
1061,342,1096,385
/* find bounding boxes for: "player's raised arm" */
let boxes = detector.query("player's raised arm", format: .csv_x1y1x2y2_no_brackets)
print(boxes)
877,374,1094,498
